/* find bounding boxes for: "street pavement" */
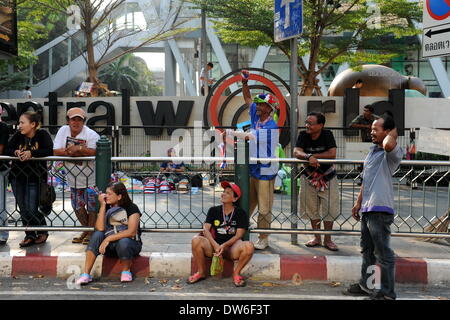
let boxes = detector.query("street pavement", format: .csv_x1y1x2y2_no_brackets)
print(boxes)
0,277,448,300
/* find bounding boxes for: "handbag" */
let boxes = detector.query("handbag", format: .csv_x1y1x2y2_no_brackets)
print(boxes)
39,182,56,216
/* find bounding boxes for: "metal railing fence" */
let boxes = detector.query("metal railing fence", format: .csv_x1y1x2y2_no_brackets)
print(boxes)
1,150,450,240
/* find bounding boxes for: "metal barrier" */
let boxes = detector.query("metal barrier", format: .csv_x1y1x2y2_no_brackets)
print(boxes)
1,140,450,241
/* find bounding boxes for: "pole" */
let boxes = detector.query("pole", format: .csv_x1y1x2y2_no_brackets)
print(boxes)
201,8,209,97
290,37,299,245
95,136,112,193
235,137,250,241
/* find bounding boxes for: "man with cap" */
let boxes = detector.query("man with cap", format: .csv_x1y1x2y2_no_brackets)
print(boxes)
0,106,10,244
54,108,100,245
225,70,279,250
188,181,254,287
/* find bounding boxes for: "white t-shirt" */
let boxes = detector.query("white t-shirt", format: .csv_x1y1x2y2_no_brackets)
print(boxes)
23,90,32,98
53,125,100,188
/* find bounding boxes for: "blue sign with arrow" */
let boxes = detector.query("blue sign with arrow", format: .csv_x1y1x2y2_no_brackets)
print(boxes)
274,0,303,42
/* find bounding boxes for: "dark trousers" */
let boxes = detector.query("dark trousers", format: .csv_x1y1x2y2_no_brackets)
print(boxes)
359,212,396,299
87,231,142,260
201,85,212,96
11,179,47,240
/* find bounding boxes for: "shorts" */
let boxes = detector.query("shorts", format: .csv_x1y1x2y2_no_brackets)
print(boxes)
71,187,97,212
299,175,339,222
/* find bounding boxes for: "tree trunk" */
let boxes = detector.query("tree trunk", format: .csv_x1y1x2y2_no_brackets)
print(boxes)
85,30,100,97
301,73,321,96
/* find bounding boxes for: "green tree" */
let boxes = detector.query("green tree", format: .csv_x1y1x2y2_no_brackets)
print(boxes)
98,53,162,96
191,0,421,95
0,0,66,92
28,0,190,96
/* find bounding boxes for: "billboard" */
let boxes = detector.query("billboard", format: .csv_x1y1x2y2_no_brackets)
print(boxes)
0,0,17,58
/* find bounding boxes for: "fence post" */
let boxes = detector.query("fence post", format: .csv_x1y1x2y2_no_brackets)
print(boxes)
96,136,112,192
291,163,298,245
235,137,250,241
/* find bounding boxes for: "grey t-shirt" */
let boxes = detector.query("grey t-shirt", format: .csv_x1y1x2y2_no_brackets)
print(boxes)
361,144,403,214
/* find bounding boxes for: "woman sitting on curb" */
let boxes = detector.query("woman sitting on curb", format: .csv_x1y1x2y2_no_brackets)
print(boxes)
77,182,142,284
187,181,254,287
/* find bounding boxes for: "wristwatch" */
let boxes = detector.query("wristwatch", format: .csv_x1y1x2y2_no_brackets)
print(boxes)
305,153,313,160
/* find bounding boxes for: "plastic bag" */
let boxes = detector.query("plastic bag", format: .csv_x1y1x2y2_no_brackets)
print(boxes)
210,254,224,276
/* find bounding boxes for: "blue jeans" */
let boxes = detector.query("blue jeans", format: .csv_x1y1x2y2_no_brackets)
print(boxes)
87,231,142,260
0,170,9,241
359,212,396,299
11,179,48,240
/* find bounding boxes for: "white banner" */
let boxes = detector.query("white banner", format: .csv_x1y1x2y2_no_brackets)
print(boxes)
417,127,450,156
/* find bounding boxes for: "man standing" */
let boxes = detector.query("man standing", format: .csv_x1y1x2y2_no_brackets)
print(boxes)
343,113,402,300
200,62,214,96
226,70,279,250
54,108,100,245
23,86,32,99
350,105,379,142
0,106,9,245
293,112,339,251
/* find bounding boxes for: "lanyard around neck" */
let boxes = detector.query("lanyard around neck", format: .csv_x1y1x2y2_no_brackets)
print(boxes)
222,205,235,225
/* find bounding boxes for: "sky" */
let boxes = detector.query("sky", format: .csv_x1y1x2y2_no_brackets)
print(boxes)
134,52,165,72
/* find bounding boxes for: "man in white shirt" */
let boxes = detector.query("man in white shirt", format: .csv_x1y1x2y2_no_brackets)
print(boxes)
23,86,32,99
54,108,100,245
200,62,214,96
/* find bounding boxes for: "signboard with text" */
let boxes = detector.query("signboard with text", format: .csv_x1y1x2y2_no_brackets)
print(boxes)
274,0,302,42
422,0,450,58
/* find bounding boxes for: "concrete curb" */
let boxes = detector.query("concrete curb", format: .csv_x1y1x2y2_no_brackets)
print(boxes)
0,253,448,286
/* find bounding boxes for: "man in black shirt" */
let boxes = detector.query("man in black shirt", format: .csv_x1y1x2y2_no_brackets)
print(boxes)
294,112,340,251
0,106,9,244
188,181,254,287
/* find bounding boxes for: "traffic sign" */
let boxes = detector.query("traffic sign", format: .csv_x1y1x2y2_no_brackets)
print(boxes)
274,0,303,42
422,0,450,58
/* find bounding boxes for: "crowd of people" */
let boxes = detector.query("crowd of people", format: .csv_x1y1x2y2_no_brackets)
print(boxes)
0,70,401,299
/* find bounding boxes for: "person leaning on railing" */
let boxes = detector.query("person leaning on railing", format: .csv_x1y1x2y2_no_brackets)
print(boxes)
76,182,142,285
5,111,53,248
53,107,100,245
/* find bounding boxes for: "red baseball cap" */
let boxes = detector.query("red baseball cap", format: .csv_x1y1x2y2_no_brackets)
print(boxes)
220,181,241,200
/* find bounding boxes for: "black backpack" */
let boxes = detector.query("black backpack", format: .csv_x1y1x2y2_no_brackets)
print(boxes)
39,182,56,216
191,174,203,188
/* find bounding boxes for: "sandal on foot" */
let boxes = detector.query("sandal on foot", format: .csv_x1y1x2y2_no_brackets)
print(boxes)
233,275,246,287
19,237,35,248
324,241,339,251
186,272,206,284
82,237,90,245
305,238,322,247
76,273,93,285
72,232,87,244
34,234,48,245
121,271,133,282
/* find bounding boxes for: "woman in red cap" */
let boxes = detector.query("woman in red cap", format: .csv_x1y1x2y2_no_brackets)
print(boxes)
187,181,254,287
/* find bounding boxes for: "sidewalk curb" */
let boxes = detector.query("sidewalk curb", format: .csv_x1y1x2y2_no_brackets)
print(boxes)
0,253,448,286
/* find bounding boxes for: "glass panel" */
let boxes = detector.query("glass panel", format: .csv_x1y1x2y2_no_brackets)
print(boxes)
419,61,436,80
52,39,69,74
32,50,49,84
263,62,290,82
71,31,86,61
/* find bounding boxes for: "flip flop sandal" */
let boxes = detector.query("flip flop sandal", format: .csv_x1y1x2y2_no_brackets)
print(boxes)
324,241,339,251
72,237,84,244
186,272,206,284
19,238,35,248
233,275,246,287
82,237,90,245
305,239,322,247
